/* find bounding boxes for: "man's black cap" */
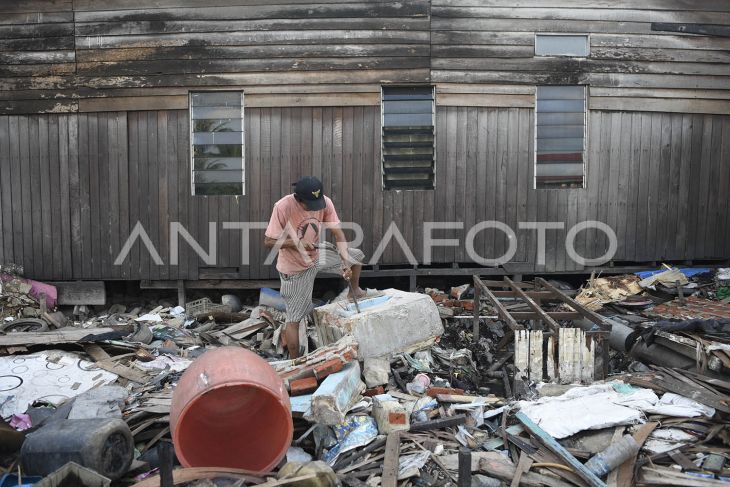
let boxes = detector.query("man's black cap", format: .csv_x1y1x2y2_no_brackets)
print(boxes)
292,176,326,211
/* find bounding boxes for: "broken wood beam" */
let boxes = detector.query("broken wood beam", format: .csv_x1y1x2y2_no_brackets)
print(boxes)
506,277,561,333
516,411,608,487
381,431,401,487
84,344,149,384
0,325,135,347
409,414,467,432
535,277,610,330
473,276,523,331
458,448,471,487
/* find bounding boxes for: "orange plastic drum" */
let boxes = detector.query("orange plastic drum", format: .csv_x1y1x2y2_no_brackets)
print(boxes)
170,347,293,473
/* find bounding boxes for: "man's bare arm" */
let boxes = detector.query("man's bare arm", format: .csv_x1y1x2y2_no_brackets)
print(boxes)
264,235,314,251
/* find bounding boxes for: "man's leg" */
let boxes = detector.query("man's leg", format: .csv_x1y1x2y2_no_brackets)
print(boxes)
348,262,365,299
278,267,316,359
284,321,300,359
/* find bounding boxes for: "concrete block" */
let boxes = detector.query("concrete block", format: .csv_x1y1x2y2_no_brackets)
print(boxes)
363,357,390,388
309,362,364,425
314,289,444,359
372,394,410,434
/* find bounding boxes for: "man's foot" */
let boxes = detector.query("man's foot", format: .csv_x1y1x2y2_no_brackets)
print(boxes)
347,287,367,300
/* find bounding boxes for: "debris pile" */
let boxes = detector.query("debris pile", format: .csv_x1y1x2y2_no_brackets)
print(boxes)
1,265,730,486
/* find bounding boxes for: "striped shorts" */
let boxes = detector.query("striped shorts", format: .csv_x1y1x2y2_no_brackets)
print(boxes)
279,247,365,323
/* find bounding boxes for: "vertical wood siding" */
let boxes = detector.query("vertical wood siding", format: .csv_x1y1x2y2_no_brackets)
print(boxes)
1,108,728,280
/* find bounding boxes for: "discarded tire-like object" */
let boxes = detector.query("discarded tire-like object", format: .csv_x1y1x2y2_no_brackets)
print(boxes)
170,346,293,473
0,318,49,333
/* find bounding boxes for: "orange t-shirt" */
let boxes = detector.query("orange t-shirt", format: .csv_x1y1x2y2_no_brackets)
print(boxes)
265,194,341,274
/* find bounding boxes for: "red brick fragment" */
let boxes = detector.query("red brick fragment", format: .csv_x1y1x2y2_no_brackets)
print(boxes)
388,411,407,425
364,386,385,397
314,358,344,380
290,377,318,396
426,387,465,397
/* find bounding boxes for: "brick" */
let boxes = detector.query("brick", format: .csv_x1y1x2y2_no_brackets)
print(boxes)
364,386,385,397
290,377,318,396
388,411,407,425
314,358,344,380
459,299,475,311
426,387,465,398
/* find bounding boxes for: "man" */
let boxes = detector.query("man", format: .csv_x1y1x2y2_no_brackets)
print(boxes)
265,176,365,358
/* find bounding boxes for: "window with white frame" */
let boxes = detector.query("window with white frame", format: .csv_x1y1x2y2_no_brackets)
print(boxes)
381,86,435,190
190,91,244,196
535,86,587,189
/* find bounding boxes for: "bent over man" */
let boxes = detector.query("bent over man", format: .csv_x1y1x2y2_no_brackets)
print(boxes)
264,176,364,358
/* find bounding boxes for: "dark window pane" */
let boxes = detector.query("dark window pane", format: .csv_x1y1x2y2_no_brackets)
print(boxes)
193,119,242,132
537,125,584,139
193,170,244,184
537,138,584,152
536,99,585,113
194,183,244,196
193,132,243,145
537,112,586,126
191,92,242,107
192,106,242,119
537,86,586,100
382,86,433,100
193,144,243,157
384,113,434,127
193,157,243,171
383,100,433,115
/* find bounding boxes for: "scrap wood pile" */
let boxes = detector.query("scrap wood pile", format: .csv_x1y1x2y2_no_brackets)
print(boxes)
1,266,730,486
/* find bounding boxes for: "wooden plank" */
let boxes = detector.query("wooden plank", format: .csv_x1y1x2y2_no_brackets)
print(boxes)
433,0,730,10
74,30,430,49
38,115,53,279
0,326,134,347
75,0,401,8
535,278,609,329
590,97,730,115
510,453,534,487
84,344,149,383
616,422,658,487
516,412,607,487
77,2,429,22
76,20,430,39
706,116,724,258
48,116,62,278
381,431,401,487
0,117,11,266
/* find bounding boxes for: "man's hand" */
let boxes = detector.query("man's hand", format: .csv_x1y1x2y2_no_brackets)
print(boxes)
342,266,353,280
298,241,316,251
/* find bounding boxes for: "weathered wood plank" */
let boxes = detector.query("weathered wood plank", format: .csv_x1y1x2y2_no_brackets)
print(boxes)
0,117,8,265
75,19,430,37
76,57,430,77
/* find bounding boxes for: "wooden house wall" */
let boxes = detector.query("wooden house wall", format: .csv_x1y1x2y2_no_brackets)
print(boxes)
431,0,730,113
0,0,729,280
1,108,728,281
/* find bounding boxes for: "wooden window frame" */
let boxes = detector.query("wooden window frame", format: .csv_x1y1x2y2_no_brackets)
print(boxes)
189,91,245,196
534,85,588,190
380,85,436,191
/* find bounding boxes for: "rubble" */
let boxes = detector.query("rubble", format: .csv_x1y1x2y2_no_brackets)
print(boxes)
1,265,730,486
